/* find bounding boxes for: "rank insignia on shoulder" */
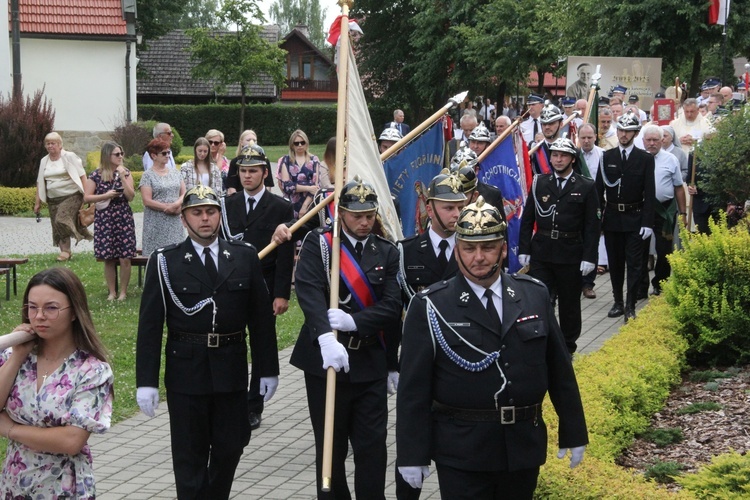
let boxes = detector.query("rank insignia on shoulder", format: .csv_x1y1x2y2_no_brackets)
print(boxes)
516,314,539,323
460,291,470,303
506,286,515,298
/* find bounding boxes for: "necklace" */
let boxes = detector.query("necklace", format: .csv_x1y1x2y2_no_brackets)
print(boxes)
38,352,70,383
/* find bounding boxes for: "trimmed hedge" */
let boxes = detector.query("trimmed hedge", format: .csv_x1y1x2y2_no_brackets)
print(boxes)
679,451,750,498
138,103,338,146
0,187,36,215
535,297,689,498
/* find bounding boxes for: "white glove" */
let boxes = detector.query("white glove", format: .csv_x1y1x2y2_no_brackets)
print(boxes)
318,332,350,373
136,387,159,418
639,227,653,240
387,371,399,395
259,376,279,402
398,466,431,489
518,254,531,267
557,445,586,468
580,261,596,276
328,308,357,331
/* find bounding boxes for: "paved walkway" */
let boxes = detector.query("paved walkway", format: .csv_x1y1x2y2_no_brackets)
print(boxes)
0,214,647,499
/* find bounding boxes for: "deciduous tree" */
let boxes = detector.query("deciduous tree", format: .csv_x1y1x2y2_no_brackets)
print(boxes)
269,0,327,50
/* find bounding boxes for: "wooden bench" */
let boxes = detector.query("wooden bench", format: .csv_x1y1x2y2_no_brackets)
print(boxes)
95,254,150,294
0,258,30,301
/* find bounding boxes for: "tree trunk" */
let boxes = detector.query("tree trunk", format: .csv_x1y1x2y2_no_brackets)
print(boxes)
536,69,546,94
689,51,702,99
240,82,246,136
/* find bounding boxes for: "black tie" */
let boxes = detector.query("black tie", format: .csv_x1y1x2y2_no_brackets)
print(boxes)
203,247,218,284
437,239,449,270
557,177,565,193
247,197,255,216
621,149,627,164
354,241,363,262
484,289,501,331
533,119,539,138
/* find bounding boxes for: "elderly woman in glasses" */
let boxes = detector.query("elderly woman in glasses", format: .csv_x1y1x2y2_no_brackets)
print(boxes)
138,138,186,256
0,267,113,498
276,129,321,218
33,132,93,261
84,141,137,300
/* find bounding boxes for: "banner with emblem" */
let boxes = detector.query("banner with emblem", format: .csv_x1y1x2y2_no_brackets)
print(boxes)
383,122,445,237
477,136,525,273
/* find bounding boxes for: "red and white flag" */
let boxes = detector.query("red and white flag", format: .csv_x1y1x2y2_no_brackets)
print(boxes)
708,0,730,26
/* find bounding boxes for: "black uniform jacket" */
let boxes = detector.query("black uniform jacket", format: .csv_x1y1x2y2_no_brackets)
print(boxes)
476,182,505,212
519,172,600,265
596,146,656,232
399,231,459,296
290,228,402,382
224,189,295,300
136,238,279,395
396,273,588,472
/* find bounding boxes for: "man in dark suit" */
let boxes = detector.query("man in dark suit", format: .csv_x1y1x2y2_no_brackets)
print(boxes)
223,148,295,430
136,186,279,499
596,112,655,322
291,176,402,499
397,197,588,498
519,137,600,353
530,104,564,176
385,109,411,137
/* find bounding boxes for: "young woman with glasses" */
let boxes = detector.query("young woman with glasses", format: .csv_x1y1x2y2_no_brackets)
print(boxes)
84,141,137,300
205,129,230,191
138,138,186,256
276,129,321,218
0,267,113,498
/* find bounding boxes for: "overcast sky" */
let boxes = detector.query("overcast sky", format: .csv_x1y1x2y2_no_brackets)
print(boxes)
255,0,339,35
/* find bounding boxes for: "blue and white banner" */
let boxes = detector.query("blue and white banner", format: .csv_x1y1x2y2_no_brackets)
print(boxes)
478,138,526,273
383,123,445,237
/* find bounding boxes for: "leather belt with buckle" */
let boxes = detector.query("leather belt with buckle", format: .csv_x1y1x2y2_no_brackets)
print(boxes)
537,229,581,240
168,330,244,348
432,400,542,424
607,201,644,212
337,331,379,350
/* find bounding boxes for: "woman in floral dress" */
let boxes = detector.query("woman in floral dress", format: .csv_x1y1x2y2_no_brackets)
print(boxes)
139,138,186,256
0,267,114,499
84,141,137,300
276,129,320,218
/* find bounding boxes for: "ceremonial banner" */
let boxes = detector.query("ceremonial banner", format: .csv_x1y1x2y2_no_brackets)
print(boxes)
477,136,525,273
344,44,403,241
383,122,445,237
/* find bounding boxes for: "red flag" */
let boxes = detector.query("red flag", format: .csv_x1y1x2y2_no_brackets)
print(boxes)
708,0,730,25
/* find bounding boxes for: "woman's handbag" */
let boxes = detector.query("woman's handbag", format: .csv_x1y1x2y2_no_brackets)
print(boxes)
78,203,95,227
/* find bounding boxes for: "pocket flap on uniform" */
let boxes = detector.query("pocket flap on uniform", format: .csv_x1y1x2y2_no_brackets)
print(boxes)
516,320,546,341
226,277,251,291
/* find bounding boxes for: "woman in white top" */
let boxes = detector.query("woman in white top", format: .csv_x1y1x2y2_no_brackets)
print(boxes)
180,137,223,194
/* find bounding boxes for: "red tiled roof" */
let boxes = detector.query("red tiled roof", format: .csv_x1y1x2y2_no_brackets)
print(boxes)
10,0,127,36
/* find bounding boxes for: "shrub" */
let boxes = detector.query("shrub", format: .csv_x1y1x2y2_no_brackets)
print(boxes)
697,107,750,209
124,154,143,172
664,214,750,364
111,121,152,161
644,460,684,484
679,451,750,498
689,369,735,382
535,298,688,498
676,402,722,415
0,187,36,214
639,427,684,447
0,88,55,188
138,103,338,146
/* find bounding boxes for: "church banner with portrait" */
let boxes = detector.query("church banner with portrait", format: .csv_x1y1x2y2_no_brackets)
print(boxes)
566,56,662,113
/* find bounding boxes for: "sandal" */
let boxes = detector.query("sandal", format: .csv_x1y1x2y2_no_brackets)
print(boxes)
596,265,607,275
56,251,71,262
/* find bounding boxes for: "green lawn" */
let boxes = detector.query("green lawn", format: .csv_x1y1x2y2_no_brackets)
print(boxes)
0,253,304,430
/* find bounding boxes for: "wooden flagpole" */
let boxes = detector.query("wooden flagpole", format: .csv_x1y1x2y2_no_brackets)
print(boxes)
0,330,36,350
475,109,529,164
380,91,468,162
321,0,352,492
528,112,580,156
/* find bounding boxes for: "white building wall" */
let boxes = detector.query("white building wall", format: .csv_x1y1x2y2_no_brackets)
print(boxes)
20,38,136,132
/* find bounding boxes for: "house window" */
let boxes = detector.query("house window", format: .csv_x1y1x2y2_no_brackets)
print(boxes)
303,58,312,79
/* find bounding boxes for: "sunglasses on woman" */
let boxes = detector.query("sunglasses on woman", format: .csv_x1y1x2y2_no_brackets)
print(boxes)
159,151,170,156
293,141,306,146
208,140,222,146
111,152,124,157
